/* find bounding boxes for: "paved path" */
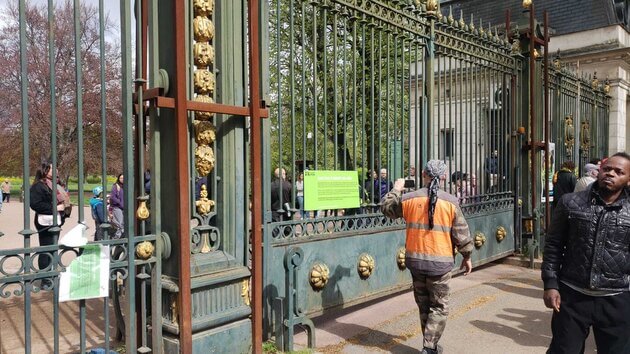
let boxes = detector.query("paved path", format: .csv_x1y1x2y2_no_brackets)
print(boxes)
294,263,597,354
0,202,121,354
0,201,98,250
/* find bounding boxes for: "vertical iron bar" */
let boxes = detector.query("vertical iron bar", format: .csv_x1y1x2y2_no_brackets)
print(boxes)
342,14,347,170
98,0,111,348
529,4,538,247
392,33,397,176
313,3,318,168
414,41,419,181
352,19,357,171
424,16,435,165
323,6,328,170
141,266,148,347
402,35,409,180
333,9,338,170
467,54,471,197
46,1,60,352
136,0,146,239
74,0,85,222
361,24,366,180
135,6,147,350
121,0,138,351
543,11,550,230
276,0,283,210
73,0,87,351
458,56,463,195
19,1,32,353
301,1,307,179
370,24,375,191
148,0,162,350
290,0,296,205
448,52,453,194
249,0,265,351
435,48,444,160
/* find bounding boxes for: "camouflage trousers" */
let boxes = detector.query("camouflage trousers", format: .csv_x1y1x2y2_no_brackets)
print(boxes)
409,268,451,350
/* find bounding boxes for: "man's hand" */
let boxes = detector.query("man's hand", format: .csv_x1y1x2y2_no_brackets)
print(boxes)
393,178,405,192
543,289,561,312
460,257,472,275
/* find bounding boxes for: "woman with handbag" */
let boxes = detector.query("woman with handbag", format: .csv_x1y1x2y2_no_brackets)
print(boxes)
30,162,70,271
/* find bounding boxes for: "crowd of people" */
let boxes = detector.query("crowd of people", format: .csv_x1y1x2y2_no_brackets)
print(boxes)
268,162,498,222
26,164,127,257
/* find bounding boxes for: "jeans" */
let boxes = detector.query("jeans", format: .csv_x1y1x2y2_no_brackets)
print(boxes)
111,207,124,239
296,195,304,219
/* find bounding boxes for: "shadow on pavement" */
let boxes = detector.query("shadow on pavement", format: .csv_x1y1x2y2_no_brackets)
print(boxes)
470,308,551,347
485,281,544,299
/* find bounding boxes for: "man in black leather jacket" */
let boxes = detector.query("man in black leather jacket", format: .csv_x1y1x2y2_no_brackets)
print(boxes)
542,152,630,354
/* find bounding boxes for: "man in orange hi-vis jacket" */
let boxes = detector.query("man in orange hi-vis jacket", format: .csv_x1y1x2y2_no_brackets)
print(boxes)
382,160,473,354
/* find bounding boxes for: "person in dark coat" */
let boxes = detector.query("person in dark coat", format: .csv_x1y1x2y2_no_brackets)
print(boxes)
542,153,630,353
270,168,292,222
30,163,69,271
552,161,576,208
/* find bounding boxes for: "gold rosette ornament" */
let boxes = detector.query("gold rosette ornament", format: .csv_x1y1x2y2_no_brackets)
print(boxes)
474,232,486,248
136,241,155,260
193,42,215,68
193,16,215,42
193,0,214,16
496,226,507,242
195,145,216,176
397,247,406,269
194,70,216,95
310,263,330,290
194,120,217,145
193,95,215,120
357,254,375,279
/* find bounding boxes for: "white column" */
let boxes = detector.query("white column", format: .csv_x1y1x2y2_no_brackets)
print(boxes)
608,82,627,155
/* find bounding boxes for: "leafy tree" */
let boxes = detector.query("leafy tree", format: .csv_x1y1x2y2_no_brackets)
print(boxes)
268,0,412,179
0,1,123,178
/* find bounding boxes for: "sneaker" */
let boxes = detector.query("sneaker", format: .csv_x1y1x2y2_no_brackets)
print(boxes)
421,347,441,354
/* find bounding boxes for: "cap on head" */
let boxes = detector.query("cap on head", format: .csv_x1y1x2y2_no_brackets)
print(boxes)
584,163,598,174
424,160,447,179
93,186,103,197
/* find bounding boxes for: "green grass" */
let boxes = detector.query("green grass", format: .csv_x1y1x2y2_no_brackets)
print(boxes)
0,175,118,204
262,341,313,354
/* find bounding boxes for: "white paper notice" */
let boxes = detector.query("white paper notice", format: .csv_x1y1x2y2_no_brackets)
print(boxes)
59,244,110,302
59,224,88,248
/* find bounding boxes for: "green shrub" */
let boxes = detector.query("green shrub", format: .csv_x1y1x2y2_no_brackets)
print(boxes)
86,175,101,184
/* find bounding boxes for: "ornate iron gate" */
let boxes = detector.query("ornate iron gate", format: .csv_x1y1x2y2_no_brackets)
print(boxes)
262,1,519,350
1,1,162,353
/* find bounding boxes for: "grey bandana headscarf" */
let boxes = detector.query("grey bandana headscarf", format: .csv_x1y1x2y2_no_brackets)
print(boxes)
424,160,446,229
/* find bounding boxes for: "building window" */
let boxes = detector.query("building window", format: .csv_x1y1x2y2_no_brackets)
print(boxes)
441,128,453,159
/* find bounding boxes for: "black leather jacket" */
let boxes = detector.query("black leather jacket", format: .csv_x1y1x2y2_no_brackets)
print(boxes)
542,185,630,292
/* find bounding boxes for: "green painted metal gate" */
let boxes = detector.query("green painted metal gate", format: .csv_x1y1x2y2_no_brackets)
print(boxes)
1,1,163,353
261,1,521,350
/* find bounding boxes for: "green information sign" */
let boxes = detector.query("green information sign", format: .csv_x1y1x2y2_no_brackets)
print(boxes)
304,170,360,210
